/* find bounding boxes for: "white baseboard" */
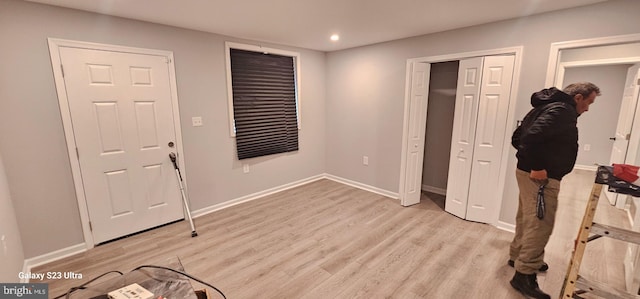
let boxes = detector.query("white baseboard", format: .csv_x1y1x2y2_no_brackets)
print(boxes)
191,174,325,218
324,174,398,199
22,243,86,282
421,184,446,196
496,221,515,233
573,164,598,171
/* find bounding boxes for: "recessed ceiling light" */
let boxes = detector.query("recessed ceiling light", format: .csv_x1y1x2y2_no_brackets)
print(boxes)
330,34,340,41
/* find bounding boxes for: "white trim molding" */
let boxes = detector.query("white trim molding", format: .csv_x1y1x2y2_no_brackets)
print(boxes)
573,164,599,172
496,221,516,233
192,174,325,218
22,243,86,282
545,33,640,87
324,174,399,199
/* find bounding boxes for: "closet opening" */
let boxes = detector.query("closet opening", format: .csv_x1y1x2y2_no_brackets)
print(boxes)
420,61,459,211
400,50,520,227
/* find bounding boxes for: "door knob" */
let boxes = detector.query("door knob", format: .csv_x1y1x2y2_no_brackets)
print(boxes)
168,141,175,148
609,137,616,141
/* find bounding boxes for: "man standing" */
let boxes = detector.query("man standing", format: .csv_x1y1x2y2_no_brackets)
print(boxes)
509,82,601,299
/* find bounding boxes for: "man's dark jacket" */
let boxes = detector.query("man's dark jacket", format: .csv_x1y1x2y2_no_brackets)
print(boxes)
511,87,578,180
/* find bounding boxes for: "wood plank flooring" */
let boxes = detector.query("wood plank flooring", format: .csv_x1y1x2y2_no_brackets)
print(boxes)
33,169,630,298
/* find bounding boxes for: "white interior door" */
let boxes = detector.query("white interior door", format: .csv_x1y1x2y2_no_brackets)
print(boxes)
401,62,431,206
59,47,184,244
466,55,515,223
606,64,640,207
445,57,484,218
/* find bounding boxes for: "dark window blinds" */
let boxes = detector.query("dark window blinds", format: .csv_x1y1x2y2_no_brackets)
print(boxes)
230,48,299,160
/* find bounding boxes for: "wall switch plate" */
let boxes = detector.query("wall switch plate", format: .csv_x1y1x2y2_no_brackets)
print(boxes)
192,116,203,127
243,164,250,173
584,144,591,151
363,156,369,166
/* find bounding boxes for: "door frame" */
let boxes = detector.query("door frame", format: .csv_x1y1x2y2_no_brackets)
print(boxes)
545,34,640,292
47,38,187,248
545,33,640,87
399,46,523,226
545,33,640,209
556,59,640,89
575,63,640,208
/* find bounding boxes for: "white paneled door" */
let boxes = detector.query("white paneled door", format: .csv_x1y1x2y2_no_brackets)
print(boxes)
606,64,640,207
445,55,515,223
401,62,431,206
59,47,183,244
444,57,484,219
465,55,515,223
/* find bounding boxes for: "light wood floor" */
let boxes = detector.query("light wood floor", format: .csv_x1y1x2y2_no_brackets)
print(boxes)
34,169,630,298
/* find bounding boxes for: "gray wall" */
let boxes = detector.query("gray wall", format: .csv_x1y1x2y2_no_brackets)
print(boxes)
0,0,326,258
564,65,628,167
325,0,640,225
421,62,457,192
0,154,25,282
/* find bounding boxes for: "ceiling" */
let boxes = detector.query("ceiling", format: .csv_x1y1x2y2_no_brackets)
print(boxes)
26,0,607,52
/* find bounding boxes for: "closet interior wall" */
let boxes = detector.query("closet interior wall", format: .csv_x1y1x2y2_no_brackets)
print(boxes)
421,61,458,196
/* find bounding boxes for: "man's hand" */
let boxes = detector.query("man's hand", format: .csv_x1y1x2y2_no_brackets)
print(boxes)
530,169,548,186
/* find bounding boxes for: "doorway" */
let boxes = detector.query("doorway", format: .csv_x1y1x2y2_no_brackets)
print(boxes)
48,39,188,247
399,47,522,226
563,64,631,168
548,36,640,208
420,62,458,198
546,33,640,293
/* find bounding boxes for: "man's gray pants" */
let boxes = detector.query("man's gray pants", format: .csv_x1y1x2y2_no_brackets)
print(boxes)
510,168,561,274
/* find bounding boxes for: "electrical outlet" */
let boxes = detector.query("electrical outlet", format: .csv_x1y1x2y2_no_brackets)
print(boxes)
191,116,203,127
363,156,369,166
584,144,591,151
243,164,250,173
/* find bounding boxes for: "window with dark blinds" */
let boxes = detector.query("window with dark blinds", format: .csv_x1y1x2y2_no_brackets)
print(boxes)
230,48,299,160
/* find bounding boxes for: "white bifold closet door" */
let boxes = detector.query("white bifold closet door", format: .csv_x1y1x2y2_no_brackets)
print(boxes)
401,62,431,206
445,55,515,223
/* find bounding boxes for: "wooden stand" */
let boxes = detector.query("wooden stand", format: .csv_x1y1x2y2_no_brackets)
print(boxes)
560,182,640,298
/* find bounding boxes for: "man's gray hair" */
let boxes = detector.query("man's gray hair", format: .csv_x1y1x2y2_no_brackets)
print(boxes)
563,82,601,98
